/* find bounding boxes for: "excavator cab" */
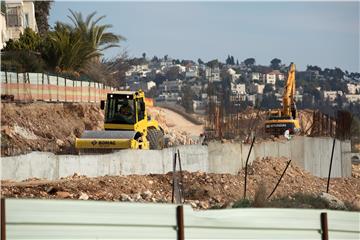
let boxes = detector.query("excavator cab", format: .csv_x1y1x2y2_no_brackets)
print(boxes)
75,90,164,151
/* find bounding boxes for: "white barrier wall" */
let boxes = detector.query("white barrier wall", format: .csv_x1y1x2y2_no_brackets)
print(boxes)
1,137,352,181
5,199,359,239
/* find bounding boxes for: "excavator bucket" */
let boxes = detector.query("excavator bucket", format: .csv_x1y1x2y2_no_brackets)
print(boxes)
75,130,141,150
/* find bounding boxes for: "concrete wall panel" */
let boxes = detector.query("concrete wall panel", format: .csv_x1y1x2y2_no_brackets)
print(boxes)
241,143,255,168
290,137,305,168
208,142,241,174
1,137,352,181
341,141,352,177
278,141,291,159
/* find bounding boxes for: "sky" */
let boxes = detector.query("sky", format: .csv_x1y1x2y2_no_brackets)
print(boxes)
49,1,360,72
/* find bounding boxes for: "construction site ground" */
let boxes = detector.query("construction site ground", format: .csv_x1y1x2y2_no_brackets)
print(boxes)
1,102,359,210
2,157,359,210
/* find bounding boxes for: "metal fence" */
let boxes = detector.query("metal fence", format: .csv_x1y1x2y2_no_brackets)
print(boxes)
1,199,359,239
0,71,115,103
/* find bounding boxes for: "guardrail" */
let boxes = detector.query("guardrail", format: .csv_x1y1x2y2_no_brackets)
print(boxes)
1,198,359,239
0,71,115,103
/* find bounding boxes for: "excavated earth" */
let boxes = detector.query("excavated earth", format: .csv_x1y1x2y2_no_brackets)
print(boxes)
2,157,359,210
1,102,104,156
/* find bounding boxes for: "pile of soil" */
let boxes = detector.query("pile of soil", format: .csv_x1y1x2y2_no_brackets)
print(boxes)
2,157,359,210
1,102,103,156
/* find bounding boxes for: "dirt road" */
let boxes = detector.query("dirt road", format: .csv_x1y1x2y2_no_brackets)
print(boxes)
151,107,203,137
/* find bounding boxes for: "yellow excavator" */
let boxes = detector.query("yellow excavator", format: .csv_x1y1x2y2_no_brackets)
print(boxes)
265,62,300,135
75,90,164,150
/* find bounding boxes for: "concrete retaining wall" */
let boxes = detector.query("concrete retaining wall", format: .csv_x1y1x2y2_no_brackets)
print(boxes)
1,137,352,181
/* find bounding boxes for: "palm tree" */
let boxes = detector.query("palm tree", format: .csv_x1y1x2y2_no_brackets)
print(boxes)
43,23,100,74
67,9,125,54
42,10,124,75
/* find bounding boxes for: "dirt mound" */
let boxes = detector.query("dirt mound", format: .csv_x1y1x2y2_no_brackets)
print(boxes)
2,157,359,209
147,106,201,146
1,102,103,156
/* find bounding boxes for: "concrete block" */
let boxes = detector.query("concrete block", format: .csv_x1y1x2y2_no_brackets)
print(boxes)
341,141,352,177
290,136,305,168
278,140,291,159
176,145,208,172
58,155,80,178
28,152,58,180
253,141,265,159
264,141,279,157
330,139,342,178
304,137,321,177
208,142,241,174
241,142,255,168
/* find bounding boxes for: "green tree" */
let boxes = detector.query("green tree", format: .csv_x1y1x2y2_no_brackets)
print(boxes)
270,58,281,70
34,1,53,36
3,28,42,52
67,10,124,53
244,58,255,66
42,10,124,75
206,59,219,68
263,84,274,94
1,1,6,14
2,28,45,72
42,22,100,74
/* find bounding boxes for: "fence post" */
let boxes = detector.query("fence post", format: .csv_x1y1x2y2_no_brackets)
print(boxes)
326,138,336,193
320,212,328,240
47,74,51,102
65,78,67,102
4,71,8,95
41,73,44,100
244,136,255,199
176,205,184,240
16,72,19,100
72,80,75,103
1,198,5,240
56,75,59,102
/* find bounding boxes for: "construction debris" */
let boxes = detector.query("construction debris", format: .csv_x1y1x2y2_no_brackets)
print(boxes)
2,157,359,210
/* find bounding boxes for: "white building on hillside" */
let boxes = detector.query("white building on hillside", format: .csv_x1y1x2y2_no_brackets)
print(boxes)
1,0,38,49
206,67,221,82
322,91,343,101
345,94,360,103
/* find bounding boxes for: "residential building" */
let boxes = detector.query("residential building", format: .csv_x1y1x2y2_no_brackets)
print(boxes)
231,83,246,95
206,67,221,82
322,91,343,101
247,83,265,94
347,83,360,94
1,0,38,49
227,68,241,81
140,81,156,92
246,94,256,105
192,100,207,114
156,92,181,102
265,70,284,84
230,94,247,102
265,72,276,85
159,79,182,92
251,72,261,81
185,65,198,78
345,94,360,103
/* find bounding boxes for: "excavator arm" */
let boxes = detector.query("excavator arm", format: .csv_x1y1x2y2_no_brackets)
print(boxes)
282,63,296,118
